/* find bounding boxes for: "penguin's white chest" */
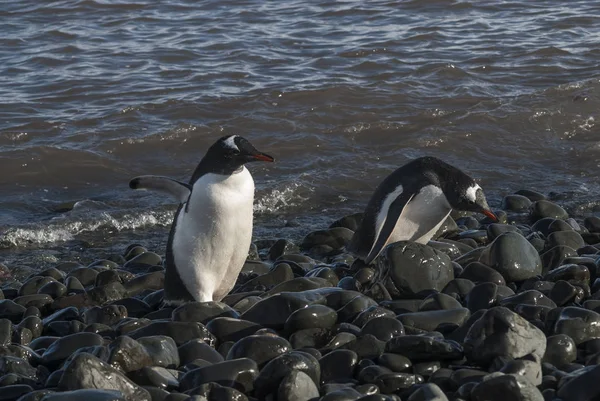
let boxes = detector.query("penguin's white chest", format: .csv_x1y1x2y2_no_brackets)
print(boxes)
172,167,255,302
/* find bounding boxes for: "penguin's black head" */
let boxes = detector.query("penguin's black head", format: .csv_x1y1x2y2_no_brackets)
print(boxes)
447,178,497,222
206,135,274,171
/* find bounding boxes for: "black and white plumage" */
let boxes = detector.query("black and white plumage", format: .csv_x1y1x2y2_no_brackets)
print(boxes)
129,135,274,306
348,156,497,265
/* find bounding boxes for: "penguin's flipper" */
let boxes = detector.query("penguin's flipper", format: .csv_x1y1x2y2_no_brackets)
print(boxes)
129,175,192,203
364,184,450,264
363,190,415,264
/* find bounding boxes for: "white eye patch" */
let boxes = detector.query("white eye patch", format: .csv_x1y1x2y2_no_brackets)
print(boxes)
466,184,481,202
223,135,240,151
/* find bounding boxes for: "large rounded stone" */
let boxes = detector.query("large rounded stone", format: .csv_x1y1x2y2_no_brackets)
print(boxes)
479,232,542,282
226,335,291,368
553,307,600,345
464,306,546,366
530,200,568,221
253,351,321,399
377,242,454,298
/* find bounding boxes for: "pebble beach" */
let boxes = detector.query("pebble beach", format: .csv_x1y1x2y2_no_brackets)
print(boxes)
2,188,600,401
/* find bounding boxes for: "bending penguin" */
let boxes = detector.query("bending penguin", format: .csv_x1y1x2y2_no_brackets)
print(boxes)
129,135,274,306
348,156,497,265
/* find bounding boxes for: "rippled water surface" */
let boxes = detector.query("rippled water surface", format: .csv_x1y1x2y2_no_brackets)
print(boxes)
1,0,600,266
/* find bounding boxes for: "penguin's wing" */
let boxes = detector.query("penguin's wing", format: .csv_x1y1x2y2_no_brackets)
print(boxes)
364,184,451,264
363,190,415,264
129,175,192,204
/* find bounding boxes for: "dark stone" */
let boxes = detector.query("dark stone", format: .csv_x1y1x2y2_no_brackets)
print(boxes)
0,385,34,400
172,301,239,324
544,264,590,284
501,195,532,212
556,365,600,401
471,374,543,401
67,268,99,287
252,351,320,399
38,281,67,299
128,321,214,346
479,232,542,282
240,293,317,329
128,366,179,390
0,300,26,323
19,276,57,296
530,200,568,221
284,304,338,333
419,293,463,311
268,239,300,261
336,296,377,323
376,372,423,394
361,317,405,342
206,317,262,343
277,370,320,401
515,189,546,202
184,381,248,401
13,294,53,309
500,359,542,386
377,353,412,373
397,309,470,332
352,306,396,327
41,332,104,369
541,245,578,273
0,355,37,379
123,252,162,270
553,307,600,345
546,231,585,251
459,262,505,286
319,349,358,384
584,216,600,233
466,282,497,312
377,242,454,298
110,298,152,318
498,290,557,309
58,352,150,401
385,335,463,362
549,280,584,306
83,305,128,326
300,227,354,257
464,306,546,366
179,357,258,393
65,276,85,294
226,335,290,368
178,338,223,365
94,270,122,287
442,279,476,300
406,383,448,401
122,272,164,297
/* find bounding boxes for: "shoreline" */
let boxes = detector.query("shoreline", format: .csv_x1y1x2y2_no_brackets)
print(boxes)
0,188,599,400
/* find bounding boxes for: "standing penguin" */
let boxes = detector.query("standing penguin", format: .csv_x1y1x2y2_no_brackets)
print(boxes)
348,156,497,265
129,135,274,306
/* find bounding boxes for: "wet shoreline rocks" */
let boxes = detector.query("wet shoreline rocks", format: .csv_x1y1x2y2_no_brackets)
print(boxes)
1,190,600,401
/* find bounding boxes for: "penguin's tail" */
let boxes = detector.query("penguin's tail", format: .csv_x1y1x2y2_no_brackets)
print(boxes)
129,175,191,204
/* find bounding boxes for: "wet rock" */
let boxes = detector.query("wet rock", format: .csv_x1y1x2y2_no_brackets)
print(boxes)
38,281,67,299
0,319,11,346
110,298,152,318
300,227,354,257
19,276,57,297
83,305,128,326
59,352,150,401
94,270,122,288
549,280,584,306
546,231,585,251
500,359,542,386
407,382,449,401
127,321,214,346
42,306,81,326
480,232,542,282
0,300,26,323
179,357,258,393
377,353,412,373
65,276,85,294
419,293,463,311
397,309,470,332
337,296,378,323
515,189,546,202
471,373,543,401
226,335,291,368
385,335,463,362
541,245,577,273
0,384,34,400
361,317,405,341
123,252,162,270
459,262,505,286
377,242,454,298
501,195,532,212
128,366,179,390
240,293,317,329
172,301,239,324
253,351,320,399
557,364,600,401
38,389,128,401
553,307,600,345
277,370,320,401
584,216,600,233
428,240,464,260
206,317,262,343
68,268,99,287
544,264,590,284
319,349,358,384
464,307,546,366
268,239,300,261
41,332,104,369
122,271,164,296
466,282,497,312
442,278,476,299
0,355,37,379
284,304,338,334
376,372,423,394
351,305,395,328
13,294,53,309
530,200,568,221
498,290,557,309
